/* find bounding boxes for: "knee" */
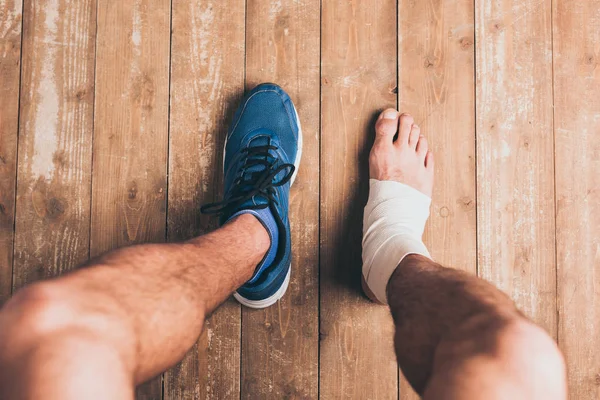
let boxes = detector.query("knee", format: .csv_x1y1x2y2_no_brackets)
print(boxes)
0,283,136,393
496,319,566,383
449,312,566,382
0,283,82,343
0,282,129,350
436,316,567,398
1,281,136,373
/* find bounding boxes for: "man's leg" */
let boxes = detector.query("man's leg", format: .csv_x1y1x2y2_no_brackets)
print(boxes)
0,214,268,400
0,83,301,400
363,109,567,399
388,255,566,399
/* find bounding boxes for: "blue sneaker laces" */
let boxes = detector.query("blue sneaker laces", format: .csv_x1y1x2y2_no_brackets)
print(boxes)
200,142,295,217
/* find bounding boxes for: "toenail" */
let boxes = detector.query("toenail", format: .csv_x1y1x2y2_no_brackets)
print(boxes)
383,110,398,120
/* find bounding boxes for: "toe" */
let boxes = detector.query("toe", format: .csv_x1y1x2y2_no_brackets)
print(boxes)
425,150,435,169
374,109,399,148
409,124,421,149
416,135,428,158
397,113,414,145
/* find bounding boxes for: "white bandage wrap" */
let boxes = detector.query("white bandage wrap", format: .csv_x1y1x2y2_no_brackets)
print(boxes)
362,179,432,304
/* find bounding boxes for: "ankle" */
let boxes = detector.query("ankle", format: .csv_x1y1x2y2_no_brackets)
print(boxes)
362,179,431,304
226,213,271,265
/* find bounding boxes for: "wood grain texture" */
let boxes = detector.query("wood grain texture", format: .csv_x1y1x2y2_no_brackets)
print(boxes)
5,1,600,397
0,0,22,303
554,0,600,397
475,0,556,334
13,0,95,291
242,0,320,398
92,0,170,398
320,0,398,398
398,0,476,397
165,0,244,398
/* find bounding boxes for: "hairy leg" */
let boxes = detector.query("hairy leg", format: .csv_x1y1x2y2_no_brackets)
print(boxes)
0,214,268,400
364,109,567,399
388,255,566,399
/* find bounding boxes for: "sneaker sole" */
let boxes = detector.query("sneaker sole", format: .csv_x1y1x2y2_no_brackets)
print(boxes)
229,96,303,309
234,265,291,309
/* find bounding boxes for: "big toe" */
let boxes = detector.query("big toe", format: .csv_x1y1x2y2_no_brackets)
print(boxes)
374,109,399,147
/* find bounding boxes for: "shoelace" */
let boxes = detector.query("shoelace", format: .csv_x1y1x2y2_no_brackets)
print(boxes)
200,144,295,216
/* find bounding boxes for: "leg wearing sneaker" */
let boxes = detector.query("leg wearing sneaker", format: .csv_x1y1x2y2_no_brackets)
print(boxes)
0,214,268,400
0,83,301,399
363,109,567,400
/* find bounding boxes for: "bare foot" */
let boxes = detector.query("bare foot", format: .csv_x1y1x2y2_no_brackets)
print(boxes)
369,109,434,197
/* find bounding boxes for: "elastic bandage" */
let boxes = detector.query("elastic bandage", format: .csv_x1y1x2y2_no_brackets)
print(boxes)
362,179,431,304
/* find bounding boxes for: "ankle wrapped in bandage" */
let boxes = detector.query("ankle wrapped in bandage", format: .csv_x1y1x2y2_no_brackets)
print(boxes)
362,179,432,304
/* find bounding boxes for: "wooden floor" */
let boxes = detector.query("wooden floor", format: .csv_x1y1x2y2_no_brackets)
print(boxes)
1,0,599,398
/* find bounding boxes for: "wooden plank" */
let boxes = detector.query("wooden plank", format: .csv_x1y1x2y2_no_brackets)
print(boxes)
398,0,476,397
12,0,95,291
91,0,170,398
554,0,600,397
320,0,398,398
475,0,556,333
241,0,320,398
0,0,22,303
164,0,244,398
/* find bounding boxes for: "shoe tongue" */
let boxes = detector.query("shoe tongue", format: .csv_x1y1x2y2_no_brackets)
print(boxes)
236,134,274,210
237,195,268,210
247,133,270,147
245,134,271,173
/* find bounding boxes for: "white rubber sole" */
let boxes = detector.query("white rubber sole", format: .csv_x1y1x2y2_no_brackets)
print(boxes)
227,96,303,309
289,103,303,185
234,265,291,309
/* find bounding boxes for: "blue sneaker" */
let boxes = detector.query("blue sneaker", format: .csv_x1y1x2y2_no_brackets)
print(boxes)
200,83,302,308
